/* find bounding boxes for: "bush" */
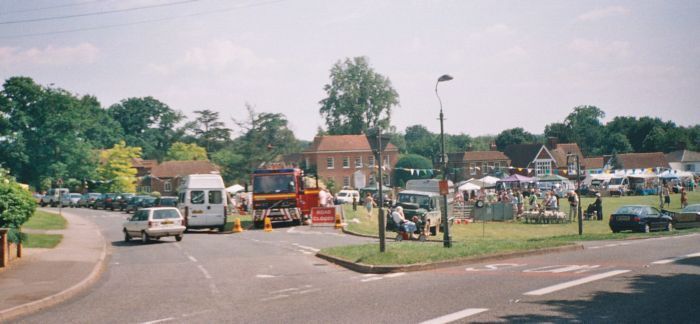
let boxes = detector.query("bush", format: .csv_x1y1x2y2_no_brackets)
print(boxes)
0,169,37,243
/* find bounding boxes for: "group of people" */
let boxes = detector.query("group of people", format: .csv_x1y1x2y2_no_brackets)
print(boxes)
658,182,690,209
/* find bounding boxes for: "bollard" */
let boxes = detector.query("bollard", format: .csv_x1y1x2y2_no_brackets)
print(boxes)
0,228,8,268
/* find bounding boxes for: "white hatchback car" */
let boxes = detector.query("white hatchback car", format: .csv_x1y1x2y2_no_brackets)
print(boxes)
123,207,186,243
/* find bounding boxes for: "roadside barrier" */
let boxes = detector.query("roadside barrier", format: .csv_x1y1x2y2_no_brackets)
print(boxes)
334,214,343,229
263,217,273,232
233,218,244,233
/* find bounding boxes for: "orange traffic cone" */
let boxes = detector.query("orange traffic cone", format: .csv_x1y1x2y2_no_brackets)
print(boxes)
334,214,343,229
233,218,243,233
455,219,461,225
263,216,273,232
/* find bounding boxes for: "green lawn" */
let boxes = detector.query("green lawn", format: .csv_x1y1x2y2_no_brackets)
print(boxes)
24,210,67,230
326,191,700,265
24,233,63,248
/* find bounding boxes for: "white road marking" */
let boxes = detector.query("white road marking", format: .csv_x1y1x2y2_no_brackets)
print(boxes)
298,250,313,255
260,294,289,301
173,243,182,250
420,308,489,324
270,287,299,294
188,255,198,263
384,272,406,278
523,265,600,274
293,243,320,252
651,252,700,265
256,274,278,278
466,263,527,272
140,317,175,324
524,270,630,296
297,288,321,294
197,265,212,279
209,282,220,295
361,277,383,282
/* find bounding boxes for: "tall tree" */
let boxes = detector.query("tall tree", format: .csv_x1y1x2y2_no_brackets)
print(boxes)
96,141,141,193
108,97,183,161
565,105,605,155
319,56,399,134
165,142,208,161
393,154,433,188
495,128,536,150
404,125,438,159
192,109,231,154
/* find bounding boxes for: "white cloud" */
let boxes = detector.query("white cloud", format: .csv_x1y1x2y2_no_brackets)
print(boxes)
576,6,628,22
468,23,514,41
568,38,630,59
496,46,527,62
0,43,99,67
148,40,275,75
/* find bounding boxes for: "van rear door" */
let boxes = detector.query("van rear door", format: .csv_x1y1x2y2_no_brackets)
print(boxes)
188,190,207,226
206,190,225,225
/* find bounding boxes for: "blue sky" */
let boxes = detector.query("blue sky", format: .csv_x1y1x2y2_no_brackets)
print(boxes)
1,0,699,141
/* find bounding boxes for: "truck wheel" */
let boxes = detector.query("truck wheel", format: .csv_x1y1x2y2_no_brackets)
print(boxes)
253,220,264,229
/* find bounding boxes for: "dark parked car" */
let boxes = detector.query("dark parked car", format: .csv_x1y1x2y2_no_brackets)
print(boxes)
79,193,102,208
125,195,151,213
140,196,158,209
609,205,673,233
94,193,118,210
665,204,700,229
117,193,135,211
157,196,178,207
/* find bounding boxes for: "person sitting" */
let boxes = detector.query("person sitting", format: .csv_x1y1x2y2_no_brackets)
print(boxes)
391,206,416,236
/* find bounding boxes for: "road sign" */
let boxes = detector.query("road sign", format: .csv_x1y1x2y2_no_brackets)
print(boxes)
439,180,449,195
310,207,337,226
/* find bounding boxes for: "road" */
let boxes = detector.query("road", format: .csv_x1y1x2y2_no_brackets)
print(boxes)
15,207,700,323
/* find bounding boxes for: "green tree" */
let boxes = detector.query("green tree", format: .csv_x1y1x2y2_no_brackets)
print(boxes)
166,142,208,161
0,168,36,243
495,128,536,150
599,132,633,155
319,56,399,134
565,105,605,155
393,154,433,188
211,148,247,184
108,97,183,161
543,122,573,144
96,141,141,193
191,109,231,154
404,125,438,159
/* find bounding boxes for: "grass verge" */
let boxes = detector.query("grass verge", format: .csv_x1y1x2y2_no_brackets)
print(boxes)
24,233,63,248
24,210,67,230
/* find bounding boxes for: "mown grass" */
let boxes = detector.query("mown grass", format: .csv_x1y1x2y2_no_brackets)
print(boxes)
325,191,700,265
24,210,67,230
24,233,63,248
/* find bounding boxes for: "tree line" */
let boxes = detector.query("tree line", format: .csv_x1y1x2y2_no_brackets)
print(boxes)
2,56,698,191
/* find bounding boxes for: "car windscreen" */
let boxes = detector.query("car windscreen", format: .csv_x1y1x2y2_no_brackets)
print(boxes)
609,178,623,185
398,194,431,209
682,205,700,213
615,206,643,215
153,209,180,219
253,174,295,194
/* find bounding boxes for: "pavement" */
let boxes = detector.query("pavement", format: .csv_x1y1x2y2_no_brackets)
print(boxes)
0,209,107,322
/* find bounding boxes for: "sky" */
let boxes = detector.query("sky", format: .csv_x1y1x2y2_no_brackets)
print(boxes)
1,0,699,141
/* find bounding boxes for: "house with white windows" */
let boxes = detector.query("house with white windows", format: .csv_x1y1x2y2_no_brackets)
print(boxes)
503,139,586,178
302,135,399,189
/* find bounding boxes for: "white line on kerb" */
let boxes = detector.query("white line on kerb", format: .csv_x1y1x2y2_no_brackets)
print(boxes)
652,252,700,265
420,308,489,324
524,270,630,296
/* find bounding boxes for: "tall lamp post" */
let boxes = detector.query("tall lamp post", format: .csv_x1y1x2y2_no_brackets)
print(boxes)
436,74,453,248
366,127,391,252
567,153,583,235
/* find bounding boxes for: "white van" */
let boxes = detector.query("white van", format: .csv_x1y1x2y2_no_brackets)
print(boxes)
177,174,228,232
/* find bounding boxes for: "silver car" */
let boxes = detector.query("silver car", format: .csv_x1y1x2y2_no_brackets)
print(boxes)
60,193,82,207
123,207,186,243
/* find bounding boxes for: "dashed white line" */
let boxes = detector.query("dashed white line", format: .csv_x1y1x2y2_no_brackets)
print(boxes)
420,308,489,324
140,317,175,324
293,243,320,252
270,287,300,294
260,294,289,302
524,270,630,296
188,255,198,263
197,265,212,279
256,274,278,278
361,276,383,282
652,252,700,265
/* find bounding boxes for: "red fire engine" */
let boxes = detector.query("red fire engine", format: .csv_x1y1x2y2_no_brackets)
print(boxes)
251,168,320,228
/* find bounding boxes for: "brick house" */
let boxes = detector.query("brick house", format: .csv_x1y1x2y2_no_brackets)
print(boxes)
606,152,670,171
146,160,220,196
302,135,399,189
447,149,511,181
503,139,587,177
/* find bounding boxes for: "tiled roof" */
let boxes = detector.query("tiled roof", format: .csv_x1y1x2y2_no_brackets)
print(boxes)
150,160,220,178
616,152,669,169
550,143,584,168
450,151,510,163
584,157,605,169
666,150,700,162
132,158,157,169
503,144,546,168
304,135,398,153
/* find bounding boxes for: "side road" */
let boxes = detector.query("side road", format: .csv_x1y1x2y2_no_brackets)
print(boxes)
0,209,107,322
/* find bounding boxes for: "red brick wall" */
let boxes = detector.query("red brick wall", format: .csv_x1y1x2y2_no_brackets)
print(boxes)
305,151,398,189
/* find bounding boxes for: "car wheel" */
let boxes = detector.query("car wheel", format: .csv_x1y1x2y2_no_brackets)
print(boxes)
141,231,149,243
644,223,651,233
124,230,131,242
666,222,673,232
175,234,183,242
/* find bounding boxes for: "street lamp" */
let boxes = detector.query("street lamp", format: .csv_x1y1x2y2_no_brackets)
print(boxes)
567,153,583,235
366,127,391,252
436,74,453,248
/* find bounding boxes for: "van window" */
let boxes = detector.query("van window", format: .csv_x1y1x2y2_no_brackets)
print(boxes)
191,191,205,204
209,191,223,204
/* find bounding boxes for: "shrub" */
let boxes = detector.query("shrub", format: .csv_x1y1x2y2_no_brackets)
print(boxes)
0,168,37,243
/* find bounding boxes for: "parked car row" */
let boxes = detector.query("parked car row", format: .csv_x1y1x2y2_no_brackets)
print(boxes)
38,191,177,213
609,204,700,233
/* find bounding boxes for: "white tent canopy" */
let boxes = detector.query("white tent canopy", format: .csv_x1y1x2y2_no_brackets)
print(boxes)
226,184,245,193
458,182,481,191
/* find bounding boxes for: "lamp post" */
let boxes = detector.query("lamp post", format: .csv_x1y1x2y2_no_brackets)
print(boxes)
436,74,453,248
366,127,390,252
567,153,583,235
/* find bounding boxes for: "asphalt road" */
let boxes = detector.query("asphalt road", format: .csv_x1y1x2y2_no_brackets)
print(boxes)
15,207,700,324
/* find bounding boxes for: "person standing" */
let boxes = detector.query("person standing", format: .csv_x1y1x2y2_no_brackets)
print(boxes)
680,187,688,209
516,190,524,216
319,189,328,207
352,195,357,211
593,193,603,221
662,184,671,209
567,190,579,222
364,193,375,217
528,189,538,211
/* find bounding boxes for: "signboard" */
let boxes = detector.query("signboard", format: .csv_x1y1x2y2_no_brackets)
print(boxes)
439,180,449,195
311,207,338,226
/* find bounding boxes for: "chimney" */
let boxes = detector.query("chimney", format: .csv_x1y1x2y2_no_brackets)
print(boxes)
489,142,497,151
546,137,558,149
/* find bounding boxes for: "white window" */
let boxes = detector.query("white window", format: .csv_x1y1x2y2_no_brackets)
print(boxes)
164,180,172,193
343,157,350,168
685,164,695,172
355,156,363,168
326,157,334,169
384,156,390,166
368,156,375,168
470,163,476,176
536,160,551,176
343,176,350,187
